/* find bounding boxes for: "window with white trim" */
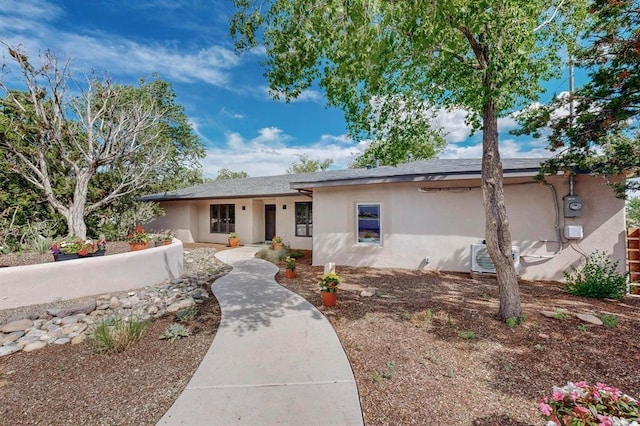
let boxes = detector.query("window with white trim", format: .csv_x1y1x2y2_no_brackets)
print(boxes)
295,202,312,237
356,203,381,244
210,204,235,233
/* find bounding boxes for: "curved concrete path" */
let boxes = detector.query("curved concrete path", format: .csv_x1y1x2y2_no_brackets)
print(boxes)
158,246,364,425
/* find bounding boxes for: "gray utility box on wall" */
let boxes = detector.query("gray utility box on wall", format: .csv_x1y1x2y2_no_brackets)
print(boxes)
563,194,582,217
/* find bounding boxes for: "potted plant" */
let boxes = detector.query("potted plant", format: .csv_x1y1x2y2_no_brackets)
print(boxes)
228,232,240,247
50,236,107,261
284,255,296,279
153,230,173,247
319,272,341,307
272,235,284,250
127,225,150,251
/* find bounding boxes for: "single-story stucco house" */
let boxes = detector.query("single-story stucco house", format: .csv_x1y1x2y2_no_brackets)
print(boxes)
143,158,626,282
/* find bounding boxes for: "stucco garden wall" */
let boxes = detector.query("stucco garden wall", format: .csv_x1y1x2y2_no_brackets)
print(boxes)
0,240,183,310
311,174,626,282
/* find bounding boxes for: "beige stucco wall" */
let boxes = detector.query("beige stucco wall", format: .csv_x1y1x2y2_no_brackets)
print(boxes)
148,202,198,243
311,174,626,281
0,241,183,310
151,196,313,250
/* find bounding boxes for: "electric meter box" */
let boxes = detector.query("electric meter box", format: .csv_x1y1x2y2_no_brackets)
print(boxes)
563,195,582,217
564,225,584,240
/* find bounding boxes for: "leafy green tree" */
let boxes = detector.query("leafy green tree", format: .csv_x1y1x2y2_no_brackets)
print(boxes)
231,0,586,319
516,0,640,197
627,197,640,228
351,131,446,169
286,154,333,174
215,168,249,180
0,47,205,239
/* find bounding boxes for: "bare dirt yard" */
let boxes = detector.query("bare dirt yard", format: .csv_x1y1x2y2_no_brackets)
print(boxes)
1,244,639,425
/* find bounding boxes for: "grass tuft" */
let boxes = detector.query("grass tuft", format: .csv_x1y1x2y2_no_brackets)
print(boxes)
90,317,148,354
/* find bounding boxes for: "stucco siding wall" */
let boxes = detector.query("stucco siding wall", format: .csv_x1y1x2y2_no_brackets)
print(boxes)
148,202,196,243
312,175,625,281
154,196,313,250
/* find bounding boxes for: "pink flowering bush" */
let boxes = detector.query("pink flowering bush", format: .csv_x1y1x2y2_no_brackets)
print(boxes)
539,382,640,426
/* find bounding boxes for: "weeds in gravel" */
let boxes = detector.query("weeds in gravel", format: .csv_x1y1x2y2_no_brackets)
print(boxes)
161,323,191,342
599,313,619,328
534,344,545,351
446,368,456,378
576,324,587,332
553,310,568,320
413,308,434,323
429,350,441,365
371,361,397,383
176,306,198,322
459,331,477,340
505,316,525,328
91,317,148,354
400,311,411,321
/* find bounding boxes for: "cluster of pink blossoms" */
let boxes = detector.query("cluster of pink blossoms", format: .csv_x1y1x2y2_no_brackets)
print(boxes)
540,382,639,426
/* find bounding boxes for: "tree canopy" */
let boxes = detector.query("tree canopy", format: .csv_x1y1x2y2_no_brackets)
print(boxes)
0,47,205,240
215,168,250,180
232,0,587,320
516,0,639,197
286,154,333,174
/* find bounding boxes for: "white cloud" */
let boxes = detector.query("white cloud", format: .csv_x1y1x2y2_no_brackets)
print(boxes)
202,128,360,177
0,1,240,87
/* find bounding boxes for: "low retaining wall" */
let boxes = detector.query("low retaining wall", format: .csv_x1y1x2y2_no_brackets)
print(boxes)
0,240,184,311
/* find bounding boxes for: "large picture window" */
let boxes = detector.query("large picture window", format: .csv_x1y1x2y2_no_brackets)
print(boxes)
210,204,235,234
295,202,312,237
357,203,381,245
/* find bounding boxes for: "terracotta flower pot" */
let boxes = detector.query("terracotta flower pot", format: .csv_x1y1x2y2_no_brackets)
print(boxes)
129,242,148,251
163,240,172,246
322,292,337,307
228,237,240,247
284,269,296,279
272,242,284,250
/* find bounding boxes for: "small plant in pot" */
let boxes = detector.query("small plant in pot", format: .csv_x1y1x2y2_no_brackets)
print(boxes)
154,230,174,247
127,225,150,251
228,232,240,247
272,235,284,250
284,256,296,279
50,235,107,261
319,272,341,307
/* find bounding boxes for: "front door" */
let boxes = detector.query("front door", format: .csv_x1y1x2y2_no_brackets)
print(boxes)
265,204,276,242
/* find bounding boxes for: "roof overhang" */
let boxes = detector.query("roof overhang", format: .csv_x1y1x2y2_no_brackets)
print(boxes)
290,169,541,190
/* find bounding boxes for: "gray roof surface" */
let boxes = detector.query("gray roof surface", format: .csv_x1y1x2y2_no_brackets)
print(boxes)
142,158,544,201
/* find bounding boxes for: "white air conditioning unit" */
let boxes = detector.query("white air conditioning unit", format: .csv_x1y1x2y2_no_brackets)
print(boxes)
470,244,521,275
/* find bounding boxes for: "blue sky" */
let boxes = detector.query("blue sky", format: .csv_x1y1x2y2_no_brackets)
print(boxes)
0,0,580,178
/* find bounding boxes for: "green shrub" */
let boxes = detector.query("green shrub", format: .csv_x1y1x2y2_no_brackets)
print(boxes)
176,307,198,322
255,247,288,264
31,236,53,254
90,317,148,354
459,331,477,340
563,251,628,300
599,314,619,328
161,323,191,342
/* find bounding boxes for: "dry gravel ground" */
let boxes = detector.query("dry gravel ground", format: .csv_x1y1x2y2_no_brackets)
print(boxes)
276,252,640,426
1,245,640,425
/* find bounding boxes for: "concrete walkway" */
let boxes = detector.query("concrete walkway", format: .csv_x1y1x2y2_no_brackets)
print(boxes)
158,246,364,425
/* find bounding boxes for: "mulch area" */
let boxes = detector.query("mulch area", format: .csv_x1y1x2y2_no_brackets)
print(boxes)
274,250,640,425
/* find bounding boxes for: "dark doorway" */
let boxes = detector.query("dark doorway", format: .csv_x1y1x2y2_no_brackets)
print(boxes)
265,204,276,242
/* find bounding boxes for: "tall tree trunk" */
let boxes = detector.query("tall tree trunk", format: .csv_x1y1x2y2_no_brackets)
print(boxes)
65,171,91,239
481,98,522,320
